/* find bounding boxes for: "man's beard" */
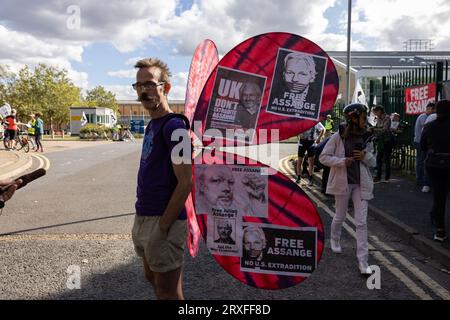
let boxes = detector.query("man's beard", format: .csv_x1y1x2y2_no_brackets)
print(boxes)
138,93,160,110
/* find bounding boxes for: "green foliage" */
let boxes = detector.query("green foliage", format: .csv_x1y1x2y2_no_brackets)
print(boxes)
84,86,119,114
79,124,110,139
0,63,82,129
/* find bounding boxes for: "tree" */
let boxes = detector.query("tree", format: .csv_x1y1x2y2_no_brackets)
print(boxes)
0,65,17,106
84,86,119,114
3,64,82,134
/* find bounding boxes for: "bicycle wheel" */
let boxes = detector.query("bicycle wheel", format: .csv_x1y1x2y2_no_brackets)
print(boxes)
22,138,30,153
14,137,23,151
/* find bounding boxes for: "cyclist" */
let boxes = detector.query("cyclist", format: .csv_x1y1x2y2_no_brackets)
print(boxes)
5,109,18,150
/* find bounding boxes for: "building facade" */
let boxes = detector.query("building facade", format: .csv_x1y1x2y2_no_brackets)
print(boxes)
117,99,185,127
70,106,116,134
328,51,450,104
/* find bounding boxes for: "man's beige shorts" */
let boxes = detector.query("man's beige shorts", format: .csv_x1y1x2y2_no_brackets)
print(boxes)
132,215,187,273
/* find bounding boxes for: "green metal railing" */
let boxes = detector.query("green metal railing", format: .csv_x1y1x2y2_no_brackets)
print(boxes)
381,61,448,174
330,61,449,175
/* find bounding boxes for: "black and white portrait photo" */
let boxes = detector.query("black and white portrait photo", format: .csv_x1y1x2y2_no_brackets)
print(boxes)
195,165,268,217
267,48,327,120
204,67,266,142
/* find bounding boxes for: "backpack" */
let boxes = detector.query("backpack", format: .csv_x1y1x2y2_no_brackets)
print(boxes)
158,113,194,159
426,151,450,170
423,120,450,170
147,113,200,257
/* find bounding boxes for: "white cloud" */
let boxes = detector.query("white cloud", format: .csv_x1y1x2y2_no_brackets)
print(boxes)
125,57,145,66
107,69,135,79
0,25,84,62
169,71,188,100
102,85,136,101
68,69,89,89
3,0,450,106
0,0,178,53
154,0,341,55
0,24,89,90
352,0,450,50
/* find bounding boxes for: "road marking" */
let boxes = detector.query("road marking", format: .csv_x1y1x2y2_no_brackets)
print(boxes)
370,235,450,300
279,156,443,300
31,153,50,171
280,157,450,300
37,154,51,170
31,154,43,169
0,233,131,241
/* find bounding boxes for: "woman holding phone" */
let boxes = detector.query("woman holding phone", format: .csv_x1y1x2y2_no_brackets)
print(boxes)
319,103,376,275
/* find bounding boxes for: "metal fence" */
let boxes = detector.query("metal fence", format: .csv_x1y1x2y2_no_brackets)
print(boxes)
381,61,449,174
331,61,449,175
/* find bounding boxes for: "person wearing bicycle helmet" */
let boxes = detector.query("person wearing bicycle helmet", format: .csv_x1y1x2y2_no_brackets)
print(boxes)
319,103,376,275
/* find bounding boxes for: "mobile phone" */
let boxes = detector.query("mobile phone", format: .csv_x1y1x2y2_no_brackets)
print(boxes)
354,143,364,151
0,168,47,193
0,168,46,209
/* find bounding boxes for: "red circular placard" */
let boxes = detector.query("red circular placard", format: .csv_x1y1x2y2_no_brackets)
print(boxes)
193,32,339,146
192,151,324,290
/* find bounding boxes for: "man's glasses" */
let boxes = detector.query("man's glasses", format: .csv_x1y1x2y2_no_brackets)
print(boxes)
132,81,165,91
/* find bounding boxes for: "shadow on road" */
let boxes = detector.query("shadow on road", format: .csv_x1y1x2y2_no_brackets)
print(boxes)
0,213,135,236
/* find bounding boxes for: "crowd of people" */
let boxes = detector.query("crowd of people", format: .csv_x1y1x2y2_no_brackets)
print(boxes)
1,54,448,298
292,99,450,275
1,109,44,152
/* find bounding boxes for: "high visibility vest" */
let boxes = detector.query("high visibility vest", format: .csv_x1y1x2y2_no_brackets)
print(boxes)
28,120,36,135
325,119,333,131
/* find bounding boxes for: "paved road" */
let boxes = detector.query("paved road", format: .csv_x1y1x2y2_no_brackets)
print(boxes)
0,142,449,299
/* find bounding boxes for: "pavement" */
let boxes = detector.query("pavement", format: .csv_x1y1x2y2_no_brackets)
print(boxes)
230,143,450,270
0,150,32,181
0,140,115,180
2,141,450,271
301,162,450,269
1,142,449,299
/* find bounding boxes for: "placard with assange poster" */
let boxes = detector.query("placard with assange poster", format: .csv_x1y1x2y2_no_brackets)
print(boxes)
266,48,327,120
204,66,266,143
195,164,269,218
206,214,242,257
240,223,317,277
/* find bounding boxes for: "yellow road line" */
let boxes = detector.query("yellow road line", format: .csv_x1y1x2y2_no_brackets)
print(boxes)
279,156,436,300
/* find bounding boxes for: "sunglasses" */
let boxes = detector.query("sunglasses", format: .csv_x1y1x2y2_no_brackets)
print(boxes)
132,81,165,91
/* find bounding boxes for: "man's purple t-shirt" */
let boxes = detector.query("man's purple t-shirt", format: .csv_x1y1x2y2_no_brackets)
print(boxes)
135,114,187,219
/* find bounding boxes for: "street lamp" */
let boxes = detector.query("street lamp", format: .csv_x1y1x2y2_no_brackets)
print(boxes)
346,0,352,104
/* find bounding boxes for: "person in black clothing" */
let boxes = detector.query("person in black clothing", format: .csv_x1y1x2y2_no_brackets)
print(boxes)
315,136,331,194
372,105,393,182
420,100,450,242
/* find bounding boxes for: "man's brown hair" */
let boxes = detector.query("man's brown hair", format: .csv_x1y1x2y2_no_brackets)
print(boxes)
134,58,172,83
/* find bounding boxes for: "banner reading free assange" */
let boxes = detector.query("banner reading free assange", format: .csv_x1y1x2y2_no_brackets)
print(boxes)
405,83,436,115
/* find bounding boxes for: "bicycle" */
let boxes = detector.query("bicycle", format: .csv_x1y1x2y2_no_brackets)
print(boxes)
3,129,30,153
122,129,136,142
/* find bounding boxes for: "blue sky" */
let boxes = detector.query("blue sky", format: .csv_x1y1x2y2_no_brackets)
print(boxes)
1,0,449,100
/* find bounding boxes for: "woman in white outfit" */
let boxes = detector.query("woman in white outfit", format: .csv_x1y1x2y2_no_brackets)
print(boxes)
319,104,377,275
